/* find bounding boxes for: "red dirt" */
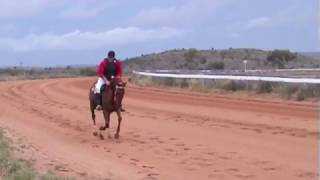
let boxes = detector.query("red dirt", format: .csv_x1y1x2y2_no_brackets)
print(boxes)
0,77,318,180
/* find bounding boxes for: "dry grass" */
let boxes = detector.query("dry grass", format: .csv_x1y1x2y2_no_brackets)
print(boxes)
130,74,320,101
0,130,74,180
0,67,96,82
0,130,35,180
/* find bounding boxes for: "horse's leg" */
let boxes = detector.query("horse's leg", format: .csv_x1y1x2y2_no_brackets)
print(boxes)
100,110,112,139
90,102,96,125
115,110,122,139
91,105,98,137
90,93,98,136
100,110,110,130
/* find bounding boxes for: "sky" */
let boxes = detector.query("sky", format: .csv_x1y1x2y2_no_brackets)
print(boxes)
0,0,318,66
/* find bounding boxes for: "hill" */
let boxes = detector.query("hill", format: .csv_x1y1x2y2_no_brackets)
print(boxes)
300,52,320,60
123,48,320,73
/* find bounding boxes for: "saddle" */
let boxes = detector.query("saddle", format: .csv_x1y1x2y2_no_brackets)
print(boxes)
91,79,126,111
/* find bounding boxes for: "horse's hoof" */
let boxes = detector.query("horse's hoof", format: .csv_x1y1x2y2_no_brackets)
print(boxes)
93,132,98,136
99,134,105,140
114,134,120,139
99,126,106,131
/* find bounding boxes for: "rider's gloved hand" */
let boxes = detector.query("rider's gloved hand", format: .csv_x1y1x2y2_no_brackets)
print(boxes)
105,80,110,85
102,76,110,85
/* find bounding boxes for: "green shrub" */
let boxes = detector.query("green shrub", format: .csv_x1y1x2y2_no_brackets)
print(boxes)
184,49,200,61
295,88,307,101
133,75,153,86
79,68,96,76
0,130,71,180
267,50,296,62
275,84,299,99
163,77,174,86
256,81,273,94
294,85,320,101
40,173,75,180
202,79,215,89
207,62,225,70
216,80,237,91
267,50,296,68
188,79,205,91
200,57,207,64
0,131,35,180
131,74,320,101
174,79,189,88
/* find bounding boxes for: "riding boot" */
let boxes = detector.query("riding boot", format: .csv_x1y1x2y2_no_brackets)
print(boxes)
120,104,125,112
95,93,102,111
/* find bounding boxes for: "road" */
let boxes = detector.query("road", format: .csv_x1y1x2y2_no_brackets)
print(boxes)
0,78,318,180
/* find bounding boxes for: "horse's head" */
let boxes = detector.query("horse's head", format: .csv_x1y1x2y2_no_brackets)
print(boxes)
109,77,126,88
115,78,126,94
113,78,126,106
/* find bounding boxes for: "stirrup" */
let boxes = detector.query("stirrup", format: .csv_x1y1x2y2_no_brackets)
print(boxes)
95,105,102,111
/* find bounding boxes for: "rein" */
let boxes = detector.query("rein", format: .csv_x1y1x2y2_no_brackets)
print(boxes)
116,85,125,89
114,84,125,103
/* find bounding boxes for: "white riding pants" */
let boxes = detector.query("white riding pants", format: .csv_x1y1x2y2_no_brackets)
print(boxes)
95,77,105,94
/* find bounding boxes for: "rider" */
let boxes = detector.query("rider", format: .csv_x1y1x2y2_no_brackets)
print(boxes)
94,50,123,111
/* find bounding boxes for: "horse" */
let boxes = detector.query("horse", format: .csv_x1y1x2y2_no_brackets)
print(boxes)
89,78,126,139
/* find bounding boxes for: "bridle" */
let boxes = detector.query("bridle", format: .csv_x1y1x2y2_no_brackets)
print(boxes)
116,85,125,90
114,82,125,102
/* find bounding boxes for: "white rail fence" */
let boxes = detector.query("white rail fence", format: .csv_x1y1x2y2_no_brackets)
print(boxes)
133,71,320,84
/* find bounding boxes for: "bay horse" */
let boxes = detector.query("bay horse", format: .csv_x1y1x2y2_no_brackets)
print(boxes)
89,78,126,139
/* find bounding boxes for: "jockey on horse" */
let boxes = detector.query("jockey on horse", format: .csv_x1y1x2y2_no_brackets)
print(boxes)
94,50,124,111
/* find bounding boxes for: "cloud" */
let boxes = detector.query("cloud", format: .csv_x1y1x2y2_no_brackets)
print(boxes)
0,27,186,52
243,3,316,31
0,0,52,18
318,0,320,50
0,24,18,34
230,33,240,39
244,16,271,29
60,6,103,19
59,1,111,19
131,0,229,27
228,16,272,40
0,0,107,19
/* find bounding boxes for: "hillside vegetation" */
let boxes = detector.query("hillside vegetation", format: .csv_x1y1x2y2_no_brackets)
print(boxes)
301,52,320,59
0,66,96,81
123,48,320,73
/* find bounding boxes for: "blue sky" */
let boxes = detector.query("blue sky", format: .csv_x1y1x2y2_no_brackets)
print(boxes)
0,0,318,66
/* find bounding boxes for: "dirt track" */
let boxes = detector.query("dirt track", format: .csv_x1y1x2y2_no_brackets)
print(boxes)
0,78,318,180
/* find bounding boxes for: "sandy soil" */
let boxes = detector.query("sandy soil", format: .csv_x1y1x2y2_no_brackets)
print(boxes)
0,77,318,180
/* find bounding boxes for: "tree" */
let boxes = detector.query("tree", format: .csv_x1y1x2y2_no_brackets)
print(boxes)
267,50,297,69
184,49,200,62
200,57,207,64
207,62,225,70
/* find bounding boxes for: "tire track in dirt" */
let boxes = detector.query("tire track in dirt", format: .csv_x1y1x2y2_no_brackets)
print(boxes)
125,85,317,118
0,80,163,179
0,78,318,180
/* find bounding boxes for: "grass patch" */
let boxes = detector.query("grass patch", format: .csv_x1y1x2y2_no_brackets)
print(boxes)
0,130,74,180
0,130,35,180
39,172,74,180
